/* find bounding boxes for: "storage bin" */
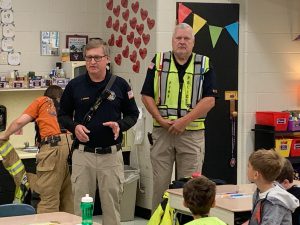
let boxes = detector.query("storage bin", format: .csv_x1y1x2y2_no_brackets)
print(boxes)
275,138,292,157
290,139,300,157
288,120,300,131
256,112,290,131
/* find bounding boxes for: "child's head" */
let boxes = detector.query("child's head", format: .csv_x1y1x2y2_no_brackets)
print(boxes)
248,149,284,183
276,158,294,188
183,176,216,217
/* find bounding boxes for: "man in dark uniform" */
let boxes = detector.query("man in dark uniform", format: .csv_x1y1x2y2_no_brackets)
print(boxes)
59,39,139,225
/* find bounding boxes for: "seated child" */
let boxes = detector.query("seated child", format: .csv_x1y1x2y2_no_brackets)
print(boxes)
276,158,300,225
247,149,299,225
183,176,226,225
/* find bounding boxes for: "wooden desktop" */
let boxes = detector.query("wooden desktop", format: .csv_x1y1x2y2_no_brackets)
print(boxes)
0,212,101,225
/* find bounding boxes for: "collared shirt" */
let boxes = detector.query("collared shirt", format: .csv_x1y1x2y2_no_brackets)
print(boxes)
59,72,139,148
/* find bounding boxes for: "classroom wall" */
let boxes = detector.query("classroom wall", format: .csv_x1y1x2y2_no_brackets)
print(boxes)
0,0,104,147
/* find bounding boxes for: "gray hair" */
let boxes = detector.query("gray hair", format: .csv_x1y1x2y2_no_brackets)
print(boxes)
83,39,110,57
173,23,195,39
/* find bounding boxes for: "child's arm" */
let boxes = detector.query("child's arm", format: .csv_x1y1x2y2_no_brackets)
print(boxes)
259,204,290,225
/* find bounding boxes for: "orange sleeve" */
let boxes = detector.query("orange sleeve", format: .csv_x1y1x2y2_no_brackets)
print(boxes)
23,97,44,119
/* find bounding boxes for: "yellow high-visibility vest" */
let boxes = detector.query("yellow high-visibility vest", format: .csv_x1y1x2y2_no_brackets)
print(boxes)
153,51,210,130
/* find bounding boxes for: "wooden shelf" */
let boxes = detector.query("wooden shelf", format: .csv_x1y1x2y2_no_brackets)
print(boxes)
0,88,46,92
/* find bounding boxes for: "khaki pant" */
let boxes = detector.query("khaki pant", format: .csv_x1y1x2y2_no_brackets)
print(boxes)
72,149,124,225
150,128,205,211
35,134,73,213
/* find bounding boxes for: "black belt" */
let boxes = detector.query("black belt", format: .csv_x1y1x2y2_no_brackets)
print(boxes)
40,135,61,146
76,143,122,154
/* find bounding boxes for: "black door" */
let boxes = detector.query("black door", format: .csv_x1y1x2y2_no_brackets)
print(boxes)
177,3,239,184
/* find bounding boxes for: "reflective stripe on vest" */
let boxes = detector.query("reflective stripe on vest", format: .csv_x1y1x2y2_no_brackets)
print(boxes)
154,51,209,130
6,159,25,176
0,141,13,157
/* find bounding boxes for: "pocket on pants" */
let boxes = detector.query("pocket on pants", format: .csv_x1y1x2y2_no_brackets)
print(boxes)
36,147,58,172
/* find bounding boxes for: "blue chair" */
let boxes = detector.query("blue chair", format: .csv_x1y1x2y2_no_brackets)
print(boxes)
0,203,36,217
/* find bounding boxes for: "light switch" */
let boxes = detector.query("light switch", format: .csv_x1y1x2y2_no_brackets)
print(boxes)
0,52,8,65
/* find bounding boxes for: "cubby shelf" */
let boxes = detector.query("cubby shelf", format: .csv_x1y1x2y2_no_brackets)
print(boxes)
252,124,300,164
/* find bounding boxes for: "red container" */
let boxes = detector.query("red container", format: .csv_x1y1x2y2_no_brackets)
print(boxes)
290,139,300,157
256,111,290,131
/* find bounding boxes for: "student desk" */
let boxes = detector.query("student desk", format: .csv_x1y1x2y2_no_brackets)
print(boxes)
168,184,255,225
0,212,101,225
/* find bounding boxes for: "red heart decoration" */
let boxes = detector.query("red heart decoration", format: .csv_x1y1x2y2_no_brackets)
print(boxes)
121,0,128,8
122,9,129,21
136,24,144,36
129,17,137,29
142,33,150,45
113,19,120,32
116,35,123,48
106,16,112,28
139,48,147,59
134,37,141,49
122,45,129,58
132,60,140,73
131,1,139,14
115,54,122,65
147,18,155,30
108,34,115,46
106,0,113,10
130,50,137,63
120,23,127,35
127,31,134,44
113,5,120,17
140,8,148,21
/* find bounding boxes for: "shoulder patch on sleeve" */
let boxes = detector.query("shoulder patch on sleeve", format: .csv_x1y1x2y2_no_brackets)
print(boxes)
128,90,134,99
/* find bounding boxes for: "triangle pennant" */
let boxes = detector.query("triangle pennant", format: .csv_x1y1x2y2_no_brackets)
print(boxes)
209,25,223,48
225,22,239,45
178,3,192,23
193,14,206,34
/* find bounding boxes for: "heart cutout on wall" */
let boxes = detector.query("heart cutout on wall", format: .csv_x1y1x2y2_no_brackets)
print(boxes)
106,0,156,73
106,0,113,10
122,9,129,21
115,53,122,65
106,16,112,28
140,8,148,21
132,60,140,73
121,0,128,8
131,1,139,14
130,50,137,63
113,5,120,17
127,31,134,44
122,45,129,58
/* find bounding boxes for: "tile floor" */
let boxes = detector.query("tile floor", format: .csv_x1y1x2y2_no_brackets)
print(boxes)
93,215,148,225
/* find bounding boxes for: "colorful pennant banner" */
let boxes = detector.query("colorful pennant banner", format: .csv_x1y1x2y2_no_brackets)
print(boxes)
177,3,239,48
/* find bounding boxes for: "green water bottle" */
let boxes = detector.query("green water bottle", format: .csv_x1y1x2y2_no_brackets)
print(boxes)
80,194,94,225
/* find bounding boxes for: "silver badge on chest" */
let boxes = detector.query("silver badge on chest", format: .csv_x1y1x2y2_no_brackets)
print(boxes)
107,90,116,101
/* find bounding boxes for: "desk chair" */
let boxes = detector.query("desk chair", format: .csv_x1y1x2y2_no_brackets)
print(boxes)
0,203,36,217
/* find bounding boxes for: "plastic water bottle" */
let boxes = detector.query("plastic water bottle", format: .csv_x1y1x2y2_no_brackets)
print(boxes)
80,194,94,225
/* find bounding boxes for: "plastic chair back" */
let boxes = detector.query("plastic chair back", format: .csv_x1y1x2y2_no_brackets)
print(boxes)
0,203,36,217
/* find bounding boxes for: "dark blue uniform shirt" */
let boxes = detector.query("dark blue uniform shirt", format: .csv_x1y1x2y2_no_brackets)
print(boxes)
59,72,139,148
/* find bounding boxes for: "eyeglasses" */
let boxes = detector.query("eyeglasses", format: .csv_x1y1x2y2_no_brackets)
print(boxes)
85,55,107,62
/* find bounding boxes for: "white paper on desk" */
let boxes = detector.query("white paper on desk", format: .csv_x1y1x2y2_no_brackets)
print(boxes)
26,222,60,225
